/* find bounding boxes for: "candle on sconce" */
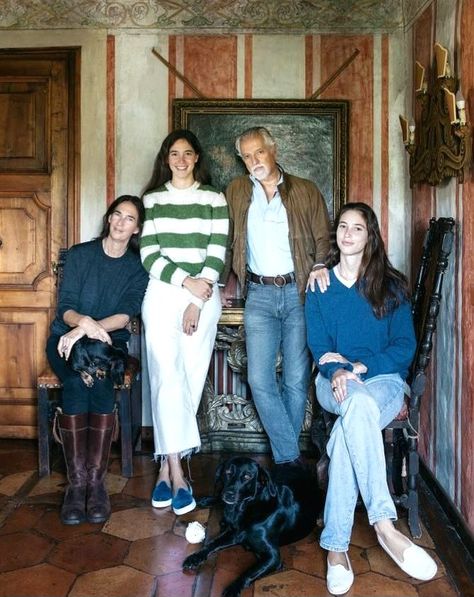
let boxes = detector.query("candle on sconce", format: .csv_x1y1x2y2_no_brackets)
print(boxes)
399,115,409,145
456,92,466,125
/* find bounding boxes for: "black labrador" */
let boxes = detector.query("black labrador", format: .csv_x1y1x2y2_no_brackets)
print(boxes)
69,338,127,387
182,456,322,597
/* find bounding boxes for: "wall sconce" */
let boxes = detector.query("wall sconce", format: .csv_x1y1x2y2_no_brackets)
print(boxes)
400,43,470,187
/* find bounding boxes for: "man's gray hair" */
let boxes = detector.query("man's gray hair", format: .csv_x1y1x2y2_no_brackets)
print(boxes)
235,126,276,157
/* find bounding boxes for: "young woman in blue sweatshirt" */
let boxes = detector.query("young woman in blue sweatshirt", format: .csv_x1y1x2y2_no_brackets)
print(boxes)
305,202,437,595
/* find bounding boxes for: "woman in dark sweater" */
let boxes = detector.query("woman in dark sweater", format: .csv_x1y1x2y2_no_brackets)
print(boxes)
46,195,149,526
305,203,436,595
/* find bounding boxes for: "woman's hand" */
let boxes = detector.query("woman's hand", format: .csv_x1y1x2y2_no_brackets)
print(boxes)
306,267,330,293
183,277,213,301
319,352,349,365
330,368,363,403
57,328,86,360
319,353,367,376
78,315,112,344
182,303,201,335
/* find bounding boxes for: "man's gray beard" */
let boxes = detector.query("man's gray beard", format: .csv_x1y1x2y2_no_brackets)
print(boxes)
251,165,269,181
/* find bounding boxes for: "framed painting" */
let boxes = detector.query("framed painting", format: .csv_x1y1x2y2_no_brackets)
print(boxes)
172,99,349,220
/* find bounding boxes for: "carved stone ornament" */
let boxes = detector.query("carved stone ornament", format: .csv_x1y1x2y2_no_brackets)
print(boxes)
197,324,313,453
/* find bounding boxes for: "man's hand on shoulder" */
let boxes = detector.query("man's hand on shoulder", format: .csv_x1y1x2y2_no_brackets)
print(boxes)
306,265,330,293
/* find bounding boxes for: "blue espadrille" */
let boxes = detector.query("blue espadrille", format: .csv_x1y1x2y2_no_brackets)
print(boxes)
151,481,172,508
172,483,196,515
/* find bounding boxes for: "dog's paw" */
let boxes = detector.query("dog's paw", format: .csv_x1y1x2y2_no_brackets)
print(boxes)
96,369,106,380
182,552,206,571
80,372,94,387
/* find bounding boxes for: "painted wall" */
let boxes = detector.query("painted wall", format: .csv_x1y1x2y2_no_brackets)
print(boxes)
409,0,473,535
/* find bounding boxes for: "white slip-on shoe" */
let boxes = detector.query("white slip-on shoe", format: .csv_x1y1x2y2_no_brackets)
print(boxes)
327,552,354,595
378,535,437,581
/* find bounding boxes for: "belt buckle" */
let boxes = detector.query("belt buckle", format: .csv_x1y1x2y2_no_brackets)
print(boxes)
274,274,286,287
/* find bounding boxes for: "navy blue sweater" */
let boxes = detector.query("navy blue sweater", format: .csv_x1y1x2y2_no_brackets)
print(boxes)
305,269,416,381
50,239,149,343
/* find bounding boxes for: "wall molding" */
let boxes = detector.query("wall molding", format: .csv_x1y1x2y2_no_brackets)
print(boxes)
0,0,428,33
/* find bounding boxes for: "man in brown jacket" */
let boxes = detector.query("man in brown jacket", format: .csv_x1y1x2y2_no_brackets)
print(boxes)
224,126,330,466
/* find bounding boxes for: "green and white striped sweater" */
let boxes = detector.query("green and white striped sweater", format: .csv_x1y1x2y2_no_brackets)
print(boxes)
140,181,229,289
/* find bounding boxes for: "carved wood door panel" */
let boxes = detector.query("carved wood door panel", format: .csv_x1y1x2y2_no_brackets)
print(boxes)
0,49,78,438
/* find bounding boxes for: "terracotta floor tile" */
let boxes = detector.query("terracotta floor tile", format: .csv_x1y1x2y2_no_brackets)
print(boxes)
254,569,327,597
69,564,155,597
0,562,76,597
125,532,196,575
352,571,418,596
417,576,460,597
0,504,46,535
155,570,196,597
396,517,436,549
103,506,175,541
209,567,254,597
350,511,379,548
0,450,37,475
36,509,98,540
28,472,65,497
0,471,35,496
215,545,257,574
48,531,130,574
106,472,128,495
123,472,155,500
280,533,325,577
173,507,210,539
0,530,54,572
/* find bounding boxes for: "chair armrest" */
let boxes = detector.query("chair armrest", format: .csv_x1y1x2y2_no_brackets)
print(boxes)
38,366,61,388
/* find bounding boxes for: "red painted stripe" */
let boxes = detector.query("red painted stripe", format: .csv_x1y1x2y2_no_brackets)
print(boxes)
168,36,177,130
106,35,115,205
320,35,374,205
245,35,253,99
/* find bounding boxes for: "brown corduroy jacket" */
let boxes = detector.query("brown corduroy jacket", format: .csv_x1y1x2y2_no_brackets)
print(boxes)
225,172,330,302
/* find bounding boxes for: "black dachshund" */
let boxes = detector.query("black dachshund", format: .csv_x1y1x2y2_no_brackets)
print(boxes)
182,456,322,597
70,338,127,387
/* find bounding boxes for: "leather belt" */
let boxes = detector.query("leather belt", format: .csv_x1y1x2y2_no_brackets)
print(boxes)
247,271,296,287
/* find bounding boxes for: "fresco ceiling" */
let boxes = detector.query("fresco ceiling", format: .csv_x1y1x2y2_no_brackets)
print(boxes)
0,0,431,33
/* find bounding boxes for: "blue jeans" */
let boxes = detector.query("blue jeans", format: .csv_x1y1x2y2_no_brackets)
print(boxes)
316,372,405,552
244,281,311,463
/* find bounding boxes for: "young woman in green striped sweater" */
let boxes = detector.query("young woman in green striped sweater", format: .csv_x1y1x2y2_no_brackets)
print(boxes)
140,130,229,515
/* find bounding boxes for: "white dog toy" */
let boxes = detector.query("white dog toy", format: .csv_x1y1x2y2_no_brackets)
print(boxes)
185,521,206,544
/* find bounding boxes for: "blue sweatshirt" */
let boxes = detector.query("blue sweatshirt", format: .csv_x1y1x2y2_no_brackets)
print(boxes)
305,268,416,381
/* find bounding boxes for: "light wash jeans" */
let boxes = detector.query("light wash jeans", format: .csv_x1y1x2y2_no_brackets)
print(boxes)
316,372,405,552
244,281,311,463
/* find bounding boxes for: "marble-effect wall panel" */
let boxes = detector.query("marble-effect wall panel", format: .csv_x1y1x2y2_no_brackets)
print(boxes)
320,36,374,208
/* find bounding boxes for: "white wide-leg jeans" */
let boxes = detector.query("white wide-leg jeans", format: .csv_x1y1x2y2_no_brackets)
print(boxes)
142,278,221,459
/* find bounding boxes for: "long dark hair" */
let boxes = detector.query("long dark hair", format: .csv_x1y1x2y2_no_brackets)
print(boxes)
98,195,145,253
142,129,211,195
326,202,410,318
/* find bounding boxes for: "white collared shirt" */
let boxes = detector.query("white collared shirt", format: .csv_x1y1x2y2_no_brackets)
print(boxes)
246,172,294,276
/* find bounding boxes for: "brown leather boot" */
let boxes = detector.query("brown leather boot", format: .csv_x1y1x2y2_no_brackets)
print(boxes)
86,412,116,524
56,412,88,525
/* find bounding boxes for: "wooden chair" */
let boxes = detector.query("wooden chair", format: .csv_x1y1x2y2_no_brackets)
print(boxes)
311,216,456,538
37,249,143,478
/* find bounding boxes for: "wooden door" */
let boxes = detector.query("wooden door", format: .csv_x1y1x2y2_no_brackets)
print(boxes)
0,48,79,438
